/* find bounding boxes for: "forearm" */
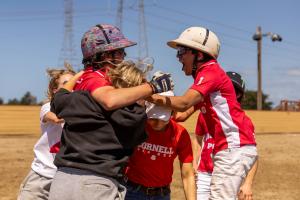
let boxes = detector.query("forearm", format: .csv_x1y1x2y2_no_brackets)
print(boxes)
43,111,64,124
93,83,153,110
192,136,203,171
174,106,196,122
181,163,196,200
63,71,84,91
244,158,258,185
147,94,192,112
238,159,258,200
147,89,202,112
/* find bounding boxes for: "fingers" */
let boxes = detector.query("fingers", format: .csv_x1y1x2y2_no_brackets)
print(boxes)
54,118,65,124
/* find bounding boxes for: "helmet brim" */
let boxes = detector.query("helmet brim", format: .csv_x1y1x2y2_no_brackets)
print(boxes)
105,39,137,52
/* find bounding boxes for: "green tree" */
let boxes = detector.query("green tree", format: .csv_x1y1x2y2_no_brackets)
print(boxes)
241,90,273,110
7,98,20,105
0,97,3,105
20,91,37,105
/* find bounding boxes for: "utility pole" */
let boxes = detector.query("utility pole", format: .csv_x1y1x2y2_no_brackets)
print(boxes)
253,26,282,110
256,26,263,110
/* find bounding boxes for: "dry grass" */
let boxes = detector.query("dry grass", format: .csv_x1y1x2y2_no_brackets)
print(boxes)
0,106,300,200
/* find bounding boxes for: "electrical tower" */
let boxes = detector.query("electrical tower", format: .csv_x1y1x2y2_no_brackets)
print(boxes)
115,0,149,63
138,0,149,62
59,0,77,67
116,0,124,30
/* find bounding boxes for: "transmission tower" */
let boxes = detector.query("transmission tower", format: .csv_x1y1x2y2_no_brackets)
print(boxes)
59,0,77,67
116,0,124,30
138,0,149,61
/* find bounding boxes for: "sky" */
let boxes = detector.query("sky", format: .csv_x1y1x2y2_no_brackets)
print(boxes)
0,0,299,107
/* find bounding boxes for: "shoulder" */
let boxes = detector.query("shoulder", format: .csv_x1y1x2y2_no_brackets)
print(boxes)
41,102,50,110
169,119,189,137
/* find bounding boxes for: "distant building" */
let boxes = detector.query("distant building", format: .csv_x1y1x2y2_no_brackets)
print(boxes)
274,100,300,111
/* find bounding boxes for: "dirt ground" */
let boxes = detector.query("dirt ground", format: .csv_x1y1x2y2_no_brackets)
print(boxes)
1,132,299,200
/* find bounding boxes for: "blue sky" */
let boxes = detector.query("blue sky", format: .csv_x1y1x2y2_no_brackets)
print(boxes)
1,0,299,107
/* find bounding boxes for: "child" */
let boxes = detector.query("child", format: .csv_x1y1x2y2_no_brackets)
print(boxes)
147,26,258,200
124,91,196,200
74,24,173,111
193,72,258,200
17,65,75,200
49,61,149,200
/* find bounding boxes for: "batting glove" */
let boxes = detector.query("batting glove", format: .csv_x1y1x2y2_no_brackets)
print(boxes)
149,71,174,94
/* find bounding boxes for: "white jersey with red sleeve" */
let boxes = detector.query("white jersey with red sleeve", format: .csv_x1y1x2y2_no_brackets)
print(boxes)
31,102,64,178
190,60,256,154
195,113,214,173
74,66,111,92
125,119,193,187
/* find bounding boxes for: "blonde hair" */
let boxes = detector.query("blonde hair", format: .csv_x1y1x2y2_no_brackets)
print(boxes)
46,62,75,100
107,60,146,88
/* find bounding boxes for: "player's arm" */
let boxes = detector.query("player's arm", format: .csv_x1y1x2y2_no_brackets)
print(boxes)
173,106,196,122
91,83,153,110
91,71,174,111
238,159,259,200
63,71,84,92
180,162,196,200
192,135,203,171
147,89,203,112
43,111,64,124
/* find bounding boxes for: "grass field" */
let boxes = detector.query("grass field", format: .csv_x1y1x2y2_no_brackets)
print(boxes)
0,106,300,200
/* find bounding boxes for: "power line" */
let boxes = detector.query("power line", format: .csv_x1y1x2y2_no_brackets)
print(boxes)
151,4,300,49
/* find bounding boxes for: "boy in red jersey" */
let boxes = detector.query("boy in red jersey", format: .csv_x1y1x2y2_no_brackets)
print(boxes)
125,91,196,200
147,26,258,200
190,72,258,200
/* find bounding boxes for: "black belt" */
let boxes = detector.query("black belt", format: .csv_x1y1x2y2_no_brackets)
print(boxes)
126,180,170,196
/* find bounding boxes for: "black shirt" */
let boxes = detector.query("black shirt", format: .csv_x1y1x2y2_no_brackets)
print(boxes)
51,88,147,179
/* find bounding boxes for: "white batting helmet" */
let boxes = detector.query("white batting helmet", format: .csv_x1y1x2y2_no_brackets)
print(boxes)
167,26,221,59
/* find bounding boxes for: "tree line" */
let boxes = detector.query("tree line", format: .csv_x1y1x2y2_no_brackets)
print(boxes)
0,90,273,110
0,91,40,105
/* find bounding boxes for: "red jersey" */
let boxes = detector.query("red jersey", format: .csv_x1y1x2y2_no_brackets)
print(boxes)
195,113,214,173
74,67,111,92
196,113,255,173
191,60,256,154
125,119,193,187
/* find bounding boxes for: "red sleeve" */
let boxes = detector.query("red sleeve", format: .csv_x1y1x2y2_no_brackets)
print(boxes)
195,113,207,136
176,127,193,163
74,70,111,92
190,66,220,97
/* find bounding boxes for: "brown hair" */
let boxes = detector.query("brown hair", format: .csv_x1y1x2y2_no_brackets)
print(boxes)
107,61,146,88
46,62,75,101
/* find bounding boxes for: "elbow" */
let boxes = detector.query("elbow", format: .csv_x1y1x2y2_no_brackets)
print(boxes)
100,97,118,111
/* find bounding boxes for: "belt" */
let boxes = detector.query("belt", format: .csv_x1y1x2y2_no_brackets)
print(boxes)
126,180,170,196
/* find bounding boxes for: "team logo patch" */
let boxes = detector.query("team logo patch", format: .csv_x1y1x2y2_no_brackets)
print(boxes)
196,76,204,85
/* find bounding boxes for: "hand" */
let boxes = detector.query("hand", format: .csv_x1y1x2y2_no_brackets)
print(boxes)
149,71,174,94
238,183,253,200
44,112,65,124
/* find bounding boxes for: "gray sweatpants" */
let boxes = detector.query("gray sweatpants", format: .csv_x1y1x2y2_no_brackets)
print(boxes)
49,167,126,200
18,169,52,200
